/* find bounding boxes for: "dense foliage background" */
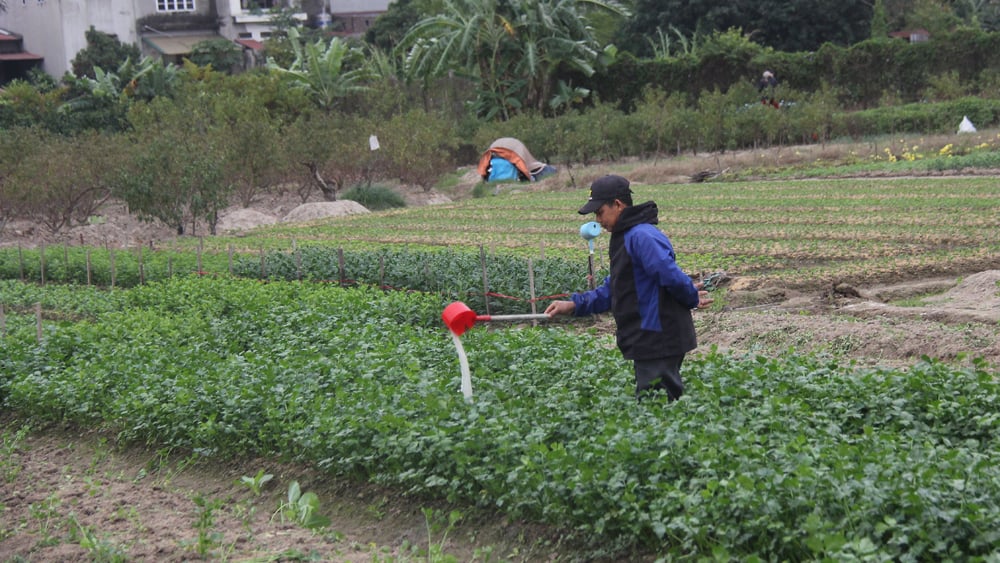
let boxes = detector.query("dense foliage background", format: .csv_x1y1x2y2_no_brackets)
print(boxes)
3,0,1000,238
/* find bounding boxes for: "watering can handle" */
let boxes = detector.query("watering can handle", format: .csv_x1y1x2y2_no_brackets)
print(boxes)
476,314,551,322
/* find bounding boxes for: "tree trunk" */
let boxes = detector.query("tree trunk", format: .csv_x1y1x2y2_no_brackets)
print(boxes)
309,163,337,201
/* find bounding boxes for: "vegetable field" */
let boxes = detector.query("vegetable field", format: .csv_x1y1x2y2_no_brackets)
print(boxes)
3,177,998,297
2,175,1000,560
198,176,1000,289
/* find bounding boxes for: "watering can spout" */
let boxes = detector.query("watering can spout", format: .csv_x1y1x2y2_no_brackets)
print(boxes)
442,301,477,336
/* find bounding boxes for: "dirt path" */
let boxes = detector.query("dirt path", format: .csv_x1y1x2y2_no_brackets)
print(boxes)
1,424,576,562
693,270,1000,367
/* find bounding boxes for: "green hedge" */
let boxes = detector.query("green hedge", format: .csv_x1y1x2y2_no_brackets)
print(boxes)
584,30,1000,111
473,93,1000,163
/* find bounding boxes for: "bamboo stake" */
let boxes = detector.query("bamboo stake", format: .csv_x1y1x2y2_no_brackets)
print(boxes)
294,239,302,281
480,245,490,315
35,302,42,343
138,245,145,285
528,258,537,316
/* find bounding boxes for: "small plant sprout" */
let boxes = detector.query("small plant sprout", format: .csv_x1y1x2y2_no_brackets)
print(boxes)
1,424,31,483
275,481,331,530
238,469,274,496
70,516,128,563
422,507,463,562
189,494,225,558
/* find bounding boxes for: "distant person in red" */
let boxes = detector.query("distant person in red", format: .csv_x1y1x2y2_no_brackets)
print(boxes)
758,70,779,108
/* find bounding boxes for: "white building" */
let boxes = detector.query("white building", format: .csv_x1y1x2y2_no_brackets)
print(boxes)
0,0,389,80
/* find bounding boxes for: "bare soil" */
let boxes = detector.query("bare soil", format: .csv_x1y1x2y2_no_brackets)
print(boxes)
3,143,1000,562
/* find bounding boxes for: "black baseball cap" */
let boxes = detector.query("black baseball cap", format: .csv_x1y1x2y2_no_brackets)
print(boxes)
578,175,632,214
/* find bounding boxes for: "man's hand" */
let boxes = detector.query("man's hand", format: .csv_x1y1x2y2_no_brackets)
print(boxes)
697,290,714,309
545,300,576,317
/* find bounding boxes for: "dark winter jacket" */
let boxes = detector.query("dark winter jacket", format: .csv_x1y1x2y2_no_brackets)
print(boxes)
571,201,698,360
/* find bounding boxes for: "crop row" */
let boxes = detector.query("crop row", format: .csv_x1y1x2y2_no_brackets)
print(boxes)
0,247,597,316
2,278,1000,559
1,176,996,294
198,177,1000,286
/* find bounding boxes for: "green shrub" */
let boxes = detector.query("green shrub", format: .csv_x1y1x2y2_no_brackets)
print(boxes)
831,97,1000,138
375,109,460,190
471,181,497,198
187,39,243,73
340,184,406,210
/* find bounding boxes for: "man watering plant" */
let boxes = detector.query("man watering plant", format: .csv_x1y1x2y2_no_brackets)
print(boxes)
545,175,712,401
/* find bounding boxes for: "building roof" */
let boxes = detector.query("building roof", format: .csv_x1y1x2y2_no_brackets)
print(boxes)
235,38,264,51
0,29,42,60
142,33,222,56
889,29,930,40
0,52,43,61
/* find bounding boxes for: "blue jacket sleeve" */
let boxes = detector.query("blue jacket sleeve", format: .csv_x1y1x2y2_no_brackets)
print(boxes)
627,225,699,309
570,275,612,316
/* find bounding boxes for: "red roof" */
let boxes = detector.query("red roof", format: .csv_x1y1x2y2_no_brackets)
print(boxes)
0,52,43,61
889,29,930,39
235,38,264,51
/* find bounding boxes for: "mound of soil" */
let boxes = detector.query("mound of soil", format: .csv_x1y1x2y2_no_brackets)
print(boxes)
694,270,1000,367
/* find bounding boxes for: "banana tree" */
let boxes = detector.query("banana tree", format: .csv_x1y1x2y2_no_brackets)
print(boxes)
266,27,370,112
400,0,629,119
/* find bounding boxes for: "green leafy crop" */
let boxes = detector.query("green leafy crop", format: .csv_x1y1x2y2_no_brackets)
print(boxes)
3,278,1000,559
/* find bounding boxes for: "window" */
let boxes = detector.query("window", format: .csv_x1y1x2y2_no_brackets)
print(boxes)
241,0,279,9
157,0,195,12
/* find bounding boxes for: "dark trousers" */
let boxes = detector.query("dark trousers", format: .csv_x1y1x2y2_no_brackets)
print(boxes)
634,355,685,401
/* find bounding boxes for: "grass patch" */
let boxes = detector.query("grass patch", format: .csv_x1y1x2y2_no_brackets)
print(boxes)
890,289,948,307
340,184,406,211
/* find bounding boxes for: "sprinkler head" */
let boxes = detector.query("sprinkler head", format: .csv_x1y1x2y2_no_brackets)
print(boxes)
579,221,601,241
